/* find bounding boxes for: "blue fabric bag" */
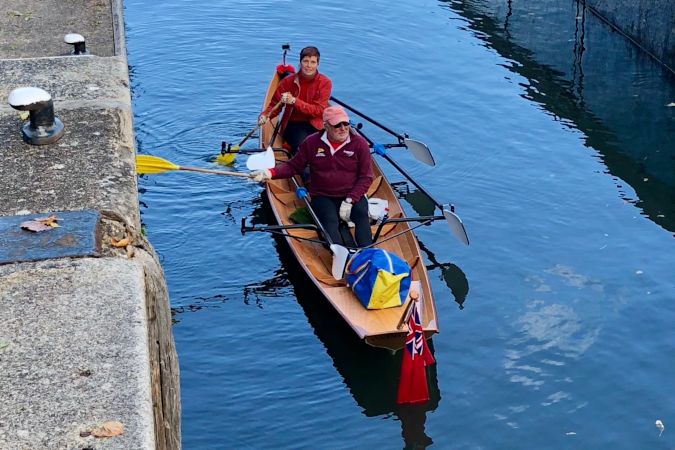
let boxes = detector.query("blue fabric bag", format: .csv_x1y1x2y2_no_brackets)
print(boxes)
345,248,411,309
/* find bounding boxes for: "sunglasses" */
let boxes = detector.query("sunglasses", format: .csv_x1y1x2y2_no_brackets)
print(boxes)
331,121,350,129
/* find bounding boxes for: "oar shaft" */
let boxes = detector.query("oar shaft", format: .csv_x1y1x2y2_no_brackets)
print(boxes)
268,104,291,148
180,166,249,178
356,127,443,210
330,96,403,140
237,125,260,148
381,153,442,209
239,101,283,147
286,176,336,247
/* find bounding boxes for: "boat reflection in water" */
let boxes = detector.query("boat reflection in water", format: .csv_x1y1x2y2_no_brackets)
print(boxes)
279,237,440,449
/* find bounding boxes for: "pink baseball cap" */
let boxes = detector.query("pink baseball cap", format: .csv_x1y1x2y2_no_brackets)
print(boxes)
323,105,349,125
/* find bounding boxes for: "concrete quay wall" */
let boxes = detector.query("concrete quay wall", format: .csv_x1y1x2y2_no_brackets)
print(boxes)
586,0,675,72
0,0,180,449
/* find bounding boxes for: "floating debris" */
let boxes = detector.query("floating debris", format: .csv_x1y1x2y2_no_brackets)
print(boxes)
656,419,664,437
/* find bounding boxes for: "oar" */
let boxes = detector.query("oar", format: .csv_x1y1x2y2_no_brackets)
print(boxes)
216,101,283,164
136,154,249,178
284,176,350,279
235,100,283,150
246,146,275,170
331,96,435,166
220,146,290,156
355,127,469,246
268,104,292,148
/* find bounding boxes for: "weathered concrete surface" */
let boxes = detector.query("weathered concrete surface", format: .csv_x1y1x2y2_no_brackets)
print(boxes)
0,0,115,58
0,107,137,225
0,56,130,109
0,0,180,448
586,0,675,72
0,258,154,449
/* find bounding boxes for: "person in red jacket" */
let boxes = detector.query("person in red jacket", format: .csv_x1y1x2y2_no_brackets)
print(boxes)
251,105,374,248
258,46,332,153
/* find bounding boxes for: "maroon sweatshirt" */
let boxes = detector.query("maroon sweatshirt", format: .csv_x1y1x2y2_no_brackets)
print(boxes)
271,131,374,201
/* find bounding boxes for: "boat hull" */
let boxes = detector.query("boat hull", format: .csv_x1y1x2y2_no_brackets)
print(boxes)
259,72,437,351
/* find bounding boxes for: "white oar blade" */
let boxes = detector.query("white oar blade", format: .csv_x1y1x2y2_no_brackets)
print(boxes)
246,145,275,170
330,244,350,280
443,208,470,246
404,138,435,166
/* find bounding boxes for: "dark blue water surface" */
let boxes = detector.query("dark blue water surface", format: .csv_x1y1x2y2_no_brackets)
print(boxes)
126,0,675,448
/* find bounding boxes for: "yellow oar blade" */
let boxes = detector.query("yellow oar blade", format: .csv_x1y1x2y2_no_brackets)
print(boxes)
215,153,235,165
136,154,180,174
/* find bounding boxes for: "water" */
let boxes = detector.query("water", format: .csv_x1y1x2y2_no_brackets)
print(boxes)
126,0,675,448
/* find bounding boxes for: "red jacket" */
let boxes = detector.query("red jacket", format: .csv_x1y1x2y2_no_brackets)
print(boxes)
263,71,332,131
272,131,373,201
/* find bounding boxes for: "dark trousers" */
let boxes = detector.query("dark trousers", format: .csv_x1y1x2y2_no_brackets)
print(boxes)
283,121,318,153
311,196,373,248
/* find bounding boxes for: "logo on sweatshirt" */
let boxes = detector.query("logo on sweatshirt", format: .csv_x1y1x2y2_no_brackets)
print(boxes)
343,150,354,157
315,148,326,157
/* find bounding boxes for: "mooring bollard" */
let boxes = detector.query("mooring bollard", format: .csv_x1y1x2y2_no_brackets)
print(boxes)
8,87,65,145
64,33,87,55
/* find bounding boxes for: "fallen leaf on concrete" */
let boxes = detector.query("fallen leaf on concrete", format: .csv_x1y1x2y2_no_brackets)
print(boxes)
21,215,60,232
0,340,10,351
111,237,130,248
90,421,124,438
21,220,52,232
8,10,22,16
19,111,29,121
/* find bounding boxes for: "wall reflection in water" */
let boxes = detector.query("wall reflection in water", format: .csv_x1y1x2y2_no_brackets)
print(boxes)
440,0,675,234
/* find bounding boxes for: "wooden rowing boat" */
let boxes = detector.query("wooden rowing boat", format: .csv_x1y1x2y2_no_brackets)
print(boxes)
255,76,439,352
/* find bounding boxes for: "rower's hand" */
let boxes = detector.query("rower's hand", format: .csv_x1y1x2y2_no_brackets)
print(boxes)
280,92,296,105
258,114,268,126
339,200,353,223
250,169,272,183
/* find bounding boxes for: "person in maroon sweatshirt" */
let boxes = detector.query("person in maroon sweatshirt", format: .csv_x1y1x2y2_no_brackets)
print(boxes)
258,46,332,153
251,106,374,248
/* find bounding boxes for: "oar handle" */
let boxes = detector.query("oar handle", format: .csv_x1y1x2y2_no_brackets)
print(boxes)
239,100,283,147
330,96,404,141
180,166,249,178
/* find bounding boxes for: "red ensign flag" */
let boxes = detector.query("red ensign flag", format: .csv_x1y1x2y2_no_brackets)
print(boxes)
397,299,435,404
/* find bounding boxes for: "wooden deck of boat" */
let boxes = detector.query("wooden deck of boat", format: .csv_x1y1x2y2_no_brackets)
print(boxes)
259,72,437,350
